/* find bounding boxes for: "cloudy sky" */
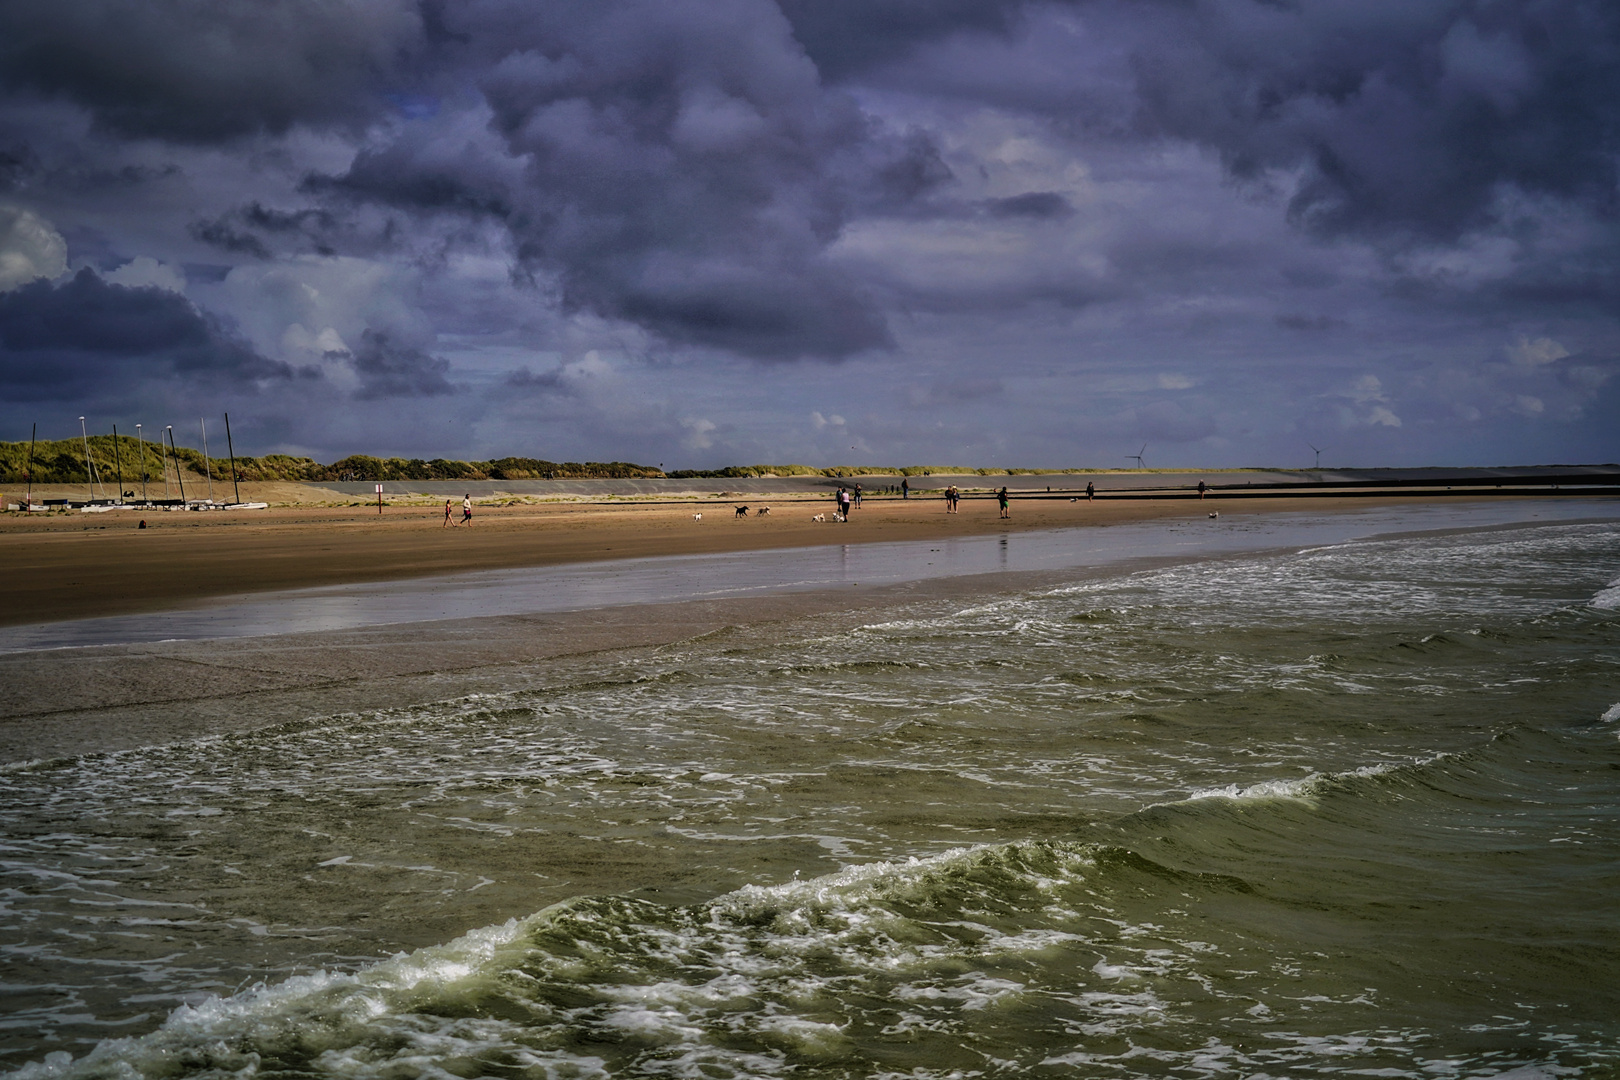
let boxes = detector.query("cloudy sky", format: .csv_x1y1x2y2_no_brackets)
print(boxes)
1,0,1616,469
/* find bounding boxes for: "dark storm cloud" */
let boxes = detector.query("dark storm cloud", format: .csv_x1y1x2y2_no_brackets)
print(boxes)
187,218,271,261
862,1,1619,243
0,141,40,191
189,203,349,260
1109,0,1620,242
984,191,1073,219
0,269,296,400
311,0,927,359
343,329,456,399
776,0,1022,81
0,0,425,139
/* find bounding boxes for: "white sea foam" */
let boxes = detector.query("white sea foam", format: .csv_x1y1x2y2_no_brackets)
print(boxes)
1187,774,1328,801
1591,578,1620,610
1187,761,1407,803
1601,702,1620,724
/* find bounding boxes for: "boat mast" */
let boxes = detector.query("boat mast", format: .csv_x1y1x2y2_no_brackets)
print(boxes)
136,424,147,502
24,422,35,508
167,426,187,503
112,424,124,503
159,425,171,499
79,416,94,501
200,417,214,502
224,412,241,506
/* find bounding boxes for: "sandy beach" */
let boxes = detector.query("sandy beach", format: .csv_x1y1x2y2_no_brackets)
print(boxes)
0,482,1577,629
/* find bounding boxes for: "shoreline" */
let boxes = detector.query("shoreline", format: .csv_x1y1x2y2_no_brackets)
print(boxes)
2,497,1616,765
4,490,1612,631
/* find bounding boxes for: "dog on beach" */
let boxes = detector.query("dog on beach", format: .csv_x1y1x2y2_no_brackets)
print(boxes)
693,513,702,521
757,506,770,516
1208,511,1219,518
834,512,846,523
812,513,825,522
735,505,749,518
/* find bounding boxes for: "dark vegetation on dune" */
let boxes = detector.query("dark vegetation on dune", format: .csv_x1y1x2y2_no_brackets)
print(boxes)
0,437,662,484
1,437,1104,485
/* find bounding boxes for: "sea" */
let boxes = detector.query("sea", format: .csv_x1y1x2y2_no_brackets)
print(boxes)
3,502,1619,1078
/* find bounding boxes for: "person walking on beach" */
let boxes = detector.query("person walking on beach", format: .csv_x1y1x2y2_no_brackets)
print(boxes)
1198,480,1207,500
443,499,453,527
997,486,1010,519
853,483,862,509
460,494,473,526
1086,481,1095,501
901,477,909,500
837,487,851,520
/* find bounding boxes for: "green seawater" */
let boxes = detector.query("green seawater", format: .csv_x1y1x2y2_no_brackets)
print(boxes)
3,518,1619,1078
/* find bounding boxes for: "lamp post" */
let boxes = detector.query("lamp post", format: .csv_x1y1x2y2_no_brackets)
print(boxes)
161,426,172,500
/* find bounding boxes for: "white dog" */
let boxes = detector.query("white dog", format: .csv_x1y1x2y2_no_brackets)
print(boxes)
812,513,825,522
693,513,702,521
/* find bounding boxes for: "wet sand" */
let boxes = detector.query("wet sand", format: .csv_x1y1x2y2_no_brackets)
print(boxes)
0,489,1529,628
0,567,1110,764
3,490,1615,765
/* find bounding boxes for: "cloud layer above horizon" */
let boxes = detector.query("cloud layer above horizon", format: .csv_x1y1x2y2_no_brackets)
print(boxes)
1,0,1616,467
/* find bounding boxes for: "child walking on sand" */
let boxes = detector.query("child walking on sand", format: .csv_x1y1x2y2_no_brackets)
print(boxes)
998,487,1010,519
443,499,453,527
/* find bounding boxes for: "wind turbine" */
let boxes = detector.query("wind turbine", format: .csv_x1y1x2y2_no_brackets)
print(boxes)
1307,443,1325,470
1126,444,1146,470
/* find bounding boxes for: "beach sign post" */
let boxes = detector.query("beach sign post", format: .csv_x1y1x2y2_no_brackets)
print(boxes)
376,483,383,514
